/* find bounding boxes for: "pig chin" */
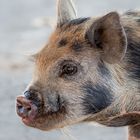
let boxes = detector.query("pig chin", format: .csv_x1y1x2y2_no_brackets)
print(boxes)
23,115,79,131
22,107,67,131
21,108,87,131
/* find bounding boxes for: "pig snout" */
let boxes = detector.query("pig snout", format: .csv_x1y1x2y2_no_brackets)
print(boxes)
16,91,40,123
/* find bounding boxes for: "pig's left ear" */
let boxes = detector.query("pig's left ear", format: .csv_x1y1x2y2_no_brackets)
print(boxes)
57,0,77,26
86,12,127,64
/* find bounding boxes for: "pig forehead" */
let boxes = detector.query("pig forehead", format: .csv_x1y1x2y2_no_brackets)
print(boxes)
50,26,85,44
36,45,70,70
36,28,84,58
35,24,90,72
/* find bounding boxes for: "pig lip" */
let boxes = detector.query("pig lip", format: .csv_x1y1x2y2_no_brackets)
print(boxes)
17,105,38,122
17,108,38,125
22,105,38,124
22,117,34,125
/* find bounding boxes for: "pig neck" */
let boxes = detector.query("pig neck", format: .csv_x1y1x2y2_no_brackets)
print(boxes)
122,33,140,140
107,24,140,115
87,27,140,122
85,16,140,140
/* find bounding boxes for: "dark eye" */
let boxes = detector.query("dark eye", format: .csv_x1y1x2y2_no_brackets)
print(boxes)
61,64,78,76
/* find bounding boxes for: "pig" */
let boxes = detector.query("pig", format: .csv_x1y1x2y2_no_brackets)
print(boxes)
16,0,140,139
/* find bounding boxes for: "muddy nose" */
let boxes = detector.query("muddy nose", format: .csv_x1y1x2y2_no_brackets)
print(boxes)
16,96,38,121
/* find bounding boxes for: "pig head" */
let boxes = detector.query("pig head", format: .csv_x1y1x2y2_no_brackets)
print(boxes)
16,0,140,132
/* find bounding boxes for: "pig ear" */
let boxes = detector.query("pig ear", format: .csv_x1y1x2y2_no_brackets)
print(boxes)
86,12,127,64
57,0,77,26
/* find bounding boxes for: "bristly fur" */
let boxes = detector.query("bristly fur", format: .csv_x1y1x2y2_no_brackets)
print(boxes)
97,60,111,78
126,39,140,81
123,12,140,82
82,82,113,115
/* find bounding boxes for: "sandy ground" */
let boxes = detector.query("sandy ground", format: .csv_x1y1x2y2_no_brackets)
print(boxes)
0,0,140,140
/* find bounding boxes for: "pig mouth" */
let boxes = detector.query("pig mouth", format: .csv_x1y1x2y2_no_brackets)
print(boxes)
21,107,66,130
16,95,66,130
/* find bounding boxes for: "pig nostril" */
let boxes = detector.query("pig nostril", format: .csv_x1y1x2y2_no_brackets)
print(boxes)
16,97,32,114
16,101,23,110
16,96,39,120
17,105,23,110
26,106,31,111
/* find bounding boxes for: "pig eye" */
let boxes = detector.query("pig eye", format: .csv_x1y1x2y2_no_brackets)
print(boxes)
61,64,78,76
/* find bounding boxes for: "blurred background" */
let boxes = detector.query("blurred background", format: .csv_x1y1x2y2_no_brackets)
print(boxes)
0,0,140,140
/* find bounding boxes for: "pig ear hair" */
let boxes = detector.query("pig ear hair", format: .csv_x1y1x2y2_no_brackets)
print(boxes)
57,0,77,26
86,12,127,64
100,112,140,127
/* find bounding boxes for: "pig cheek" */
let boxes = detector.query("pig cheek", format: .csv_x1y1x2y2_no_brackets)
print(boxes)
81,82,113,115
